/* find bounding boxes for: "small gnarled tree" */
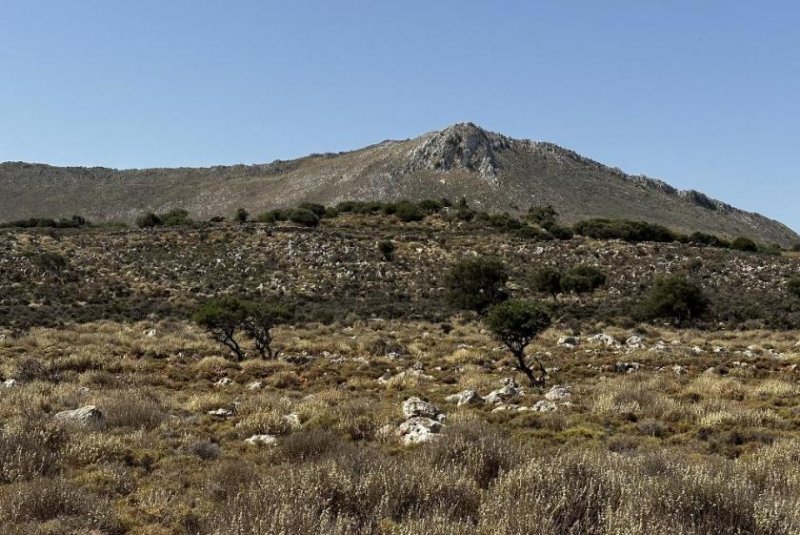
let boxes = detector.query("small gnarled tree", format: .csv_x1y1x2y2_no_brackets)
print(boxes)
193,297,248,361
243,301,293,359
485,300,552,386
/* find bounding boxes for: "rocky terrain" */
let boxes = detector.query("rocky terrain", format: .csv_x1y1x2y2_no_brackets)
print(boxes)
2,122,797,246
1,215,800,534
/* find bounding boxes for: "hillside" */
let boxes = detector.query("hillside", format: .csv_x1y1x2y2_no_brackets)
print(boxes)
0,122,797,246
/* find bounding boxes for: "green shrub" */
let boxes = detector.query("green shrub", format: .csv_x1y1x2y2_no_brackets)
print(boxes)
689,231,729,248
638,274,708,324
573,218,676,243
136,212,161,228
485,300,551,386
730,237,758,252
445,257,509,313
488,213,522,230
159,208,192,226
532,267,562,300
526,205,559,229
393,201,425,222
378,240,396,261
257,209,287,224
560,265,606,297
243,301,293,359
298,203,326,217
235,207,250,223
788,276,800,299
288,208,320,227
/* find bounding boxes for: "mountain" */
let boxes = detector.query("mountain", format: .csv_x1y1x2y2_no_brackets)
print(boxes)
0,122,796,246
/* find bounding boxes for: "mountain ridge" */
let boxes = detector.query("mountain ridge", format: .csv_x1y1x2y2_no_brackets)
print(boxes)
1,122,796,246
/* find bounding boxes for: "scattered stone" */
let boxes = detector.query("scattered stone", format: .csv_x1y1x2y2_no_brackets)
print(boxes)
544,385,571,401
144,328,157,338
214,377,233,387
625,335,646,349
484,378,523,405
2,378,18,388
671,365,689,375
615,361,642,373
587,334,619,348
282,413,302,430
531,400,559,412
557,335,580,349
246,381,264,390
445,390,484,407
245,434,277,446
207,408,234,418
396,417,443,445
402,397,444,421
55,405,105,427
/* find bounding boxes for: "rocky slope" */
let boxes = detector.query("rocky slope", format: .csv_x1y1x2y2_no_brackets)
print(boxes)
1,123,796,245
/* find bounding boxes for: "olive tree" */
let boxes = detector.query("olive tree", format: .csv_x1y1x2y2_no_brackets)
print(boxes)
638,274,708,325
243,302,293,359
532,267,562,301
485,300,552,386
192,297,249,361
560,265,606,299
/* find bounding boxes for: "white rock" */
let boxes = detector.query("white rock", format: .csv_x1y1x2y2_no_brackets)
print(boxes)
672,365,688,375
282,413,302,430
402,397,443,420
587,334,619,348
445,390,484,407
532,400,559,412
207,408,234,418
245,434,277,446
396,417,443,445
615,362,642,373
626,335,646,349
2,378,18,388
484,378,523,405
144,329,157,338
544,385,571,401
557,336,580,348
246,381,264,390
214,377,233,387
54,405,105,427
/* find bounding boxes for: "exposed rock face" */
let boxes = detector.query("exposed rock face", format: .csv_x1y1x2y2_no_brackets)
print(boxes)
54,405,105,427
405,123,508,183
484,378,523,405
544,385,572,401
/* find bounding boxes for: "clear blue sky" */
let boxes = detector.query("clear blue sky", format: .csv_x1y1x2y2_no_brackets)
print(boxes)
1,1,798,231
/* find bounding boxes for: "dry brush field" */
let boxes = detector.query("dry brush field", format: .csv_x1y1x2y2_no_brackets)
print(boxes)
2,216,800,534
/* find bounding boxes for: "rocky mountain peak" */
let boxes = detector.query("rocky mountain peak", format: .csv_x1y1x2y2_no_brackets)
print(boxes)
404,122,511,182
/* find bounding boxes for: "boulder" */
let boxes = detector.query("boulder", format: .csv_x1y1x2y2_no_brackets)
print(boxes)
214,377,234,387
54,405,105,427
615,361,642,373
625,335,646,349
445,390,484,407
402,397,443,420
245,434,277,446
207,408,234,418
557,336,580,349
484,378,523,405
587,334,619,348
2,378,18,388
544,385,571,401
396,417,443,445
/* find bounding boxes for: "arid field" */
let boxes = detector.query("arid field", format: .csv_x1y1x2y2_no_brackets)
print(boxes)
1,212,800,534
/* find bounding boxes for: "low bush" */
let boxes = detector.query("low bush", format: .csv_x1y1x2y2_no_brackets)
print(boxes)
574,218,677,243
638,273,708,325
288,208,320,227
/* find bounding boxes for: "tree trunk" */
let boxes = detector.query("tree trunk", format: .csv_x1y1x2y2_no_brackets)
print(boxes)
514,350,545,387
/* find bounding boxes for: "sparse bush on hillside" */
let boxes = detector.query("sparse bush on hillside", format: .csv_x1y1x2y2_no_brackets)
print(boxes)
526,205,559,229
532,267,562,301
788,276,800,299
235,207,249,223
0,215,90,229
560,265,606,298
638,273,708,325
288,208,320,227
392,200,426,222
485,299,552,386
31,251,69,273
689,231,730,248
574,218,676,243
488,213,523,230
731,236,758,252
136,208,192,228
445,257,509,313
257,209,287,224
378,240,396,261
298,203,326,217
